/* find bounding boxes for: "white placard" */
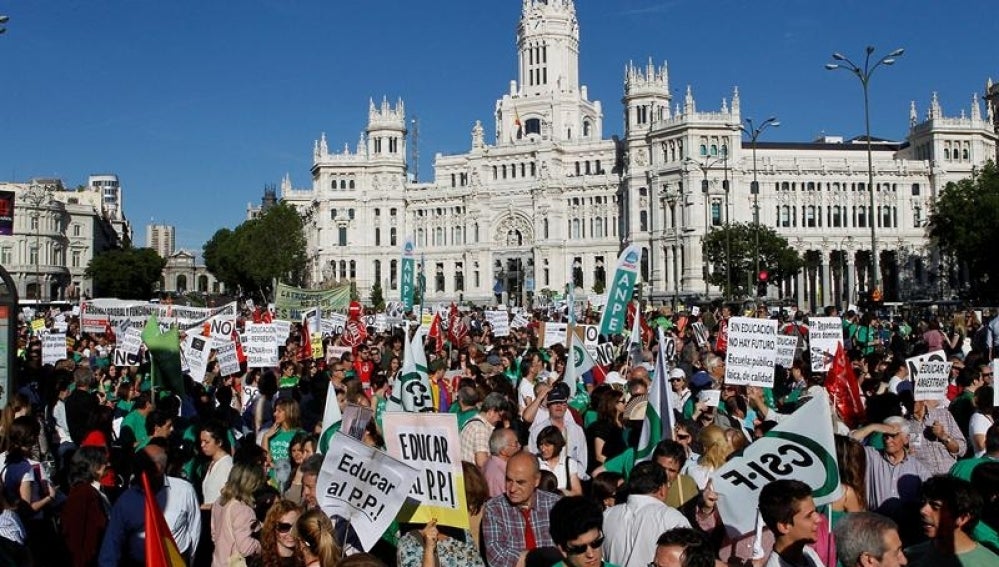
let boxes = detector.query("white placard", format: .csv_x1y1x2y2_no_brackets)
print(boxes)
542,322,568,348
316,432,419,552
691,322,709,348
118,327,144,357
808,317,843,372
245,323,279,368
511,313,530,329
906,350,950,401
323,314,347,338
485,310,510,337
183,334,212,383
326,346,352,363
42,333,66,366
699,389,721,408
272,320,292,343
724,317,777,387
215,340,241,376
775,335,798,368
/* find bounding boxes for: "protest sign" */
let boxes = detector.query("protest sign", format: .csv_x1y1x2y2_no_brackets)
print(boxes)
316,432,419,552
593,342,616,367
724,317,777,387
540,322,568,348
272,320,292,343
118,327,144,357
81,300,238,333
712,390,841,536
571,324,599,348
691,322,709,348
322,313,347,338
183,334,212,383
244,323,279,368
31,319,45,334
215,340,241,376
485,310,510,337
342,404,375,440
383,413,469,529
326,346,352,363
42,332,66,365
906,350,950,401
511,313,530,329
274,282,351,321
775,335,798,368
808,317,843,372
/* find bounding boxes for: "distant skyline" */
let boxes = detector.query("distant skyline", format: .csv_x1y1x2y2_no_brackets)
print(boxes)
1,1,995,252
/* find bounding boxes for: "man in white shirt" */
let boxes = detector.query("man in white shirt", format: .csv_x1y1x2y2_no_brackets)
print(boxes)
602,461,690,567
527,382,588,471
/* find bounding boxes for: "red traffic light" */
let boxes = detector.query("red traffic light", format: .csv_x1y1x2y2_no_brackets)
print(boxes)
758,270,769,282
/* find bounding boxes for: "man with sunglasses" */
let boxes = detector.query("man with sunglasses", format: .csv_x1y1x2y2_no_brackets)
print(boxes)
550,495,618,567
603,461,690,567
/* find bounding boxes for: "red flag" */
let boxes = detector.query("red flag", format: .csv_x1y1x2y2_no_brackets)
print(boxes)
142,472,185,567
626,302,651,344
825,343,865,429
232,330,246,364
299,323,312,360
104,322,116,345
427,313,444,353
448,304,467,345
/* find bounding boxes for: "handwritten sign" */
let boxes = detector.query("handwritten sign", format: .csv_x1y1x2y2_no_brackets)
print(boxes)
216,340,241,376
724,317,777,387
42,332,66,365
183,334,212,383
383,413,469,529
244,323,279,368
775,335,798,368
485,310,510,337
316,432,418,551
808,317,843,372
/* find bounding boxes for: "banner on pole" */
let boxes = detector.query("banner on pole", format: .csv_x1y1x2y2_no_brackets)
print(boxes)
712,391,842,536
598,245,642,337
273,283,351,322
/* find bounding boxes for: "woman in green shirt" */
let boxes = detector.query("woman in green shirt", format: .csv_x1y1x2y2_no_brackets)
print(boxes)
262,397,304,476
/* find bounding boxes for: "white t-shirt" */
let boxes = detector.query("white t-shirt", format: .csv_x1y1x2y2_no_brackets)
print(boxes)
765,545,825,567
538,453,578,491
970,412,994,457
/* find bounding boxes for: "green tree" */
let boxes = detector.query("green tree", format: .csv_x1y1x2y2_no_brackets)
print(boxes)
702,222,803,298
86,247,166,299
928,161,999,299
202,202,307,299
369,281,386,310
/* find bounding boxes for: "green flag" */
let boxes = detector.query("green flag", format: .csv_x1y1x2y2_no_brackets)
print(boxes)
141,315,185,395
401,238,416,311
599,244,642,337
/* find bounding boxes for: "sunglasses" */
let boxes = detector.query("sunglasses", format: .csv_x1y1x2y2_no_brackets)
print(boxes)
668,378,684,382
565,534,605,555
675,433,691,440
276,522,294,534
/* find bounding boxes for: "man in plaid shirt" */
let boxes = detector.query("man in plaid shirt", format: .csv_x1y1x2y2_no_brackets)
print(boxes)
482,451,562,567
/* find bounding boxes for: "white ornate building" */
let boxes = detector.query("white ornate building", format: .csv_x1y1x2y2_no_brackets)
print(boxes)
277,0,996,311
0,175,129,301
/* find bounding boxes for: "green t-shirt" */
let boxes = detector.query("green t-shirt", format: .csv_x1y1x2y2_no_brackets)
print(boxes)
949,456,997,481
453,407,478,430
269,427,301,464
905,540,999,567
121,410,148,448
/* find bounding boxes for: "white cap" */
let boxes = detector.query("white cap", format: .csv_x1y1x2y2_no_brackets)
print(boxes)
605,371,627,386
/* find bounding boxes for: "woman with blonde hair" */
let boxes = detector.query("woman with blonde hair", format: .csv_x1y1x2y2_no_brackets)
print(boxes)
259,499,304,567
211,462,265,566
685,424,734,489
295,508,341,567
262,397,305,478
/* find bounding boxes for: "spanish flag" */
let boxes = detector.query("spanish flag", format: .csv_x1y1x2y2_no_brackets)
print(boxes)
142,472,185,567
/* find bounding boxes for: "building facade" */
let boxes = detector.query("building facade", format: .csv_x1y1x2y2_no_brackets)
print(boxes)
278,0,996,311
146,223,176,259
160,250,224,295
0,177,127,301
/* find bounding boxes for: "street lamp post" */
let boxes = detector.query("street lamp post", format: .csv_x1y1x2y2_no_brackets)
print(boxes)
826,46,904,299
691,153,732,299
740,117,780,300
21,184,53,301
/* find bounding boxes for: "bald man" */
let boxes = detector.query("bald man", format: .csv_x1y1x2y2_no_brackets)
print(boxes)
481,451,562,567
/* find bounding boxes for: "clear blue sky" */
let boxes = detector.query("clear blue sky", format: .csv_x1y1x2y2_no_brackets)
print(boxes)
1,1,995,253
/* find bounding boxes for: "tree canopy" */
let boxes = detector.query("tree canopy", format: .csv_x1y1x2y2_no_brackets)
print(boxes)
927,161,999,299
203,202,307,298
702,222,803,298
85,247,165,299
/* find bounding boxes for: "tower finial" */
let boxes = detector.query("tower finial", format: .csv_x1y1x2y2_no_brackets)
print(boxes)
684,85,695,114
971,93,982,121
930,92,941,119
909,100,918,127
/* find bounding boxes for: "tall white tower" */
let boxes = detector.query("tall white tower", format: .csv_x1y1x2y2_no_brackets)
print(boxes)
495,0,602,145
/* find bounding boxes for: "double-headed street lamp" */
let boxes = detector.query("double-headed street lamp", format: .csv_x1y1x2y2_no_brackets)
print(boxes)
689,153,732,299
826,46,904,299
21,184,54,301
740,117,779,299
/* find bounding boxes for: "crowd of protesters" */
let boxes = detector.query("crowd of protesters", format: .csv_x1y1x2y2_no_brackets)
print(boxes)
1,298,998,567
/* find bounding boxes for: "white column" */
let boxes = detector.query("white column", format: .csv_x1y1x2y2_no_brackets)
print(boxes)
820,252,831,308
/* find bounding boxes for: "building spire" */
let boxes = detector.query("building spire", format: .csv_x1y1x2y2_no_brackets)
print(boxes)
684,85,695,114
929,92,942,119
731,86,740,116
971,92,982,121
909,100,918,127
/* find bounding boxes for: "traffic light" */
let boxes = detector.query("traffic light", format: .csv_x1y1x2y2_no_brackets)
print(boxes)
756,270,768,297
